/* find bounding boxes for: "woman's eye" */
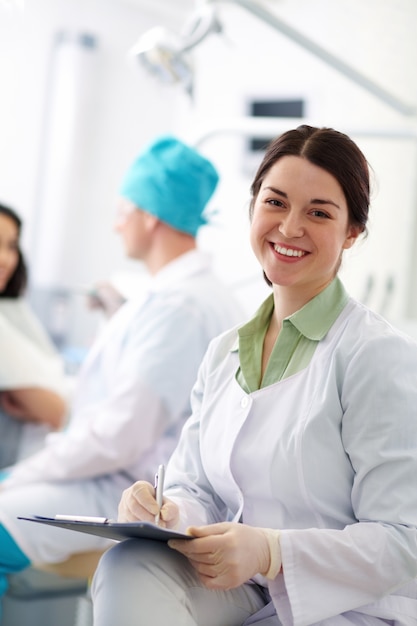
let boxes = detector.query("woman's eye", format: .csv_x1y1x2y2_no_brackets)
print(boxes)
267,199,285,208
311,209,329,218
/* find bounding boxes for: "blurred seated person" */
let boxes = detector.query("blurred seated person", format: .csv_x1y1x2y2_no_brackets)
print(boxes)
0,203,68,468
0,136,244,607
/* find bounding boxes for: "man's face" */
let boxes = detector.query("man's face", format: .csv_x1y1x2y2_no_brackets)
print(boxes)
114,198,154,260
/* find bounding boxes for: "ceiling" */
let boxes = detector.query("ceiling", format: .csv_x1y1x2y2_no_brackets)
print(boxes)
117,0,197,22
117,0,282,25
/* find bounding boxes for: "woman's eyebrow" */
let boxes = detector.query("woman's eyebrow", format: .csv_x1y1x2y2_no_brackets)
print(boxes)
264,186,287,198
264,186,340,209
311,198,341,209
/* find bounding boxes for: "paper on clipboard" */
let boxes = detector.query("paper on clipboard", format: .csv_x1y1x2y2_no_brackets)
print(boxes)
17,515,193,543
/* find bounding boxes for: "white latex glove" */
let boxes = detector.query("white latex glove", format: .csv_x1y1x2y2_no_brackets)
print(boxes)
118,480,179,529
168,522,281,590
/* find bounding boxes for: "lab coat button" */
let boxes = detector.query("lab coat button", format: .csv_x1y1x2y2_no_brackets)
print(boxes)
240,396,249,408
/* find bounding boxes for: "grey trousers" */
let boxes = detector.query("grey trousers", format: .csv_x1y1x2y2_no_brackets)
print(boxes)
91,538,270,626
0,406,51,470
0,407,21,469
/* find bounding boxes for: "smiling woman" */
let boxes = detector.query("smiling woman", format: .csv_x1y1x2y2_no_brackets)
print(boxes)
92,125,417,626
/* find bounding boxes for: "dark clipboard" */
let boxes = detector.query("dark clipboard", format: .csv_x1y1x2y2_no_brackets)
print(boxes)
17,516,193,543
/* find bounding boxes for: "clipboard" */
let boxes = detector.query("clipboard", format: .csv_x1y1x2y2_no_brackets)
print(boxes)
17,515,193,543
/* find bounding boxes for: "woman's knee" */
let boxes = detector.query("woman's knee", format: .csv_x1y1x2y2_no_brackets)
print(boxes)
94,538,190,591
94,539,144,590
99,538,176,569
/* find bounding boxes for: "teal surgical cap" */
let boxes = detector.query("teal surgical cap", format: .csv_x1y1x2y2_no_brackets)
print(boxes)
119,135,219,236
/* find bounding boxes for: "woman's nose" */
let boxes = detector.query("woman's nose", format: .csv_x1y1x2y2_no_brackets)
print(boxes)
278,212,304,238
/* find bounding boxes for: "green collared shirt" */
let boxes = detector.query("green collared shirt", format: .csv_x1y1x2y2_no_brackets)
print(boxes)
236,277,349,392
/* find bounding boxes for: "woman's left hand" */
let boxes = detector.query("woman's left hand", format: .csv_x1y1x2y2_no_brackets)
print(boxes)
168,522,271,590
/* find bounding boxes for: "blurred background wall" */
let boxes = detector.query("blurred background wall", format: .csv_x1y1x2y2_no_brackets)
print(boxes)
1,0,416,357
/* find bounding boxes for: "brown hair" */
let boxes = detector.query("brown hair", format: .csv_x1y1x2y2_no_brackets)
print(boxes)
249,125,370,234
0,203,28,298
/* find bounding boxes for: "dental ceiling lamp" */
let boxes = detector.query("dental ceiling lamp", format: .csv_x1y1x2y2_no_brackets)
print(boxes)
129,0,416,116
128,3,222,96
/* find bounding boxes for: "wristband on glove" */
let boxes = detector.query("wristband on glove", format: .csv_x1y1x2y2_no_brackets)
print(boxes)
261,528,282,579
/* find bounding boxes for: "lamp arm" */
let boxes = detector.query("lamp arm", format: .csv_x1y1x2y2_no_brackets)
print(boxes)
181,5,223,53
205,0,416,117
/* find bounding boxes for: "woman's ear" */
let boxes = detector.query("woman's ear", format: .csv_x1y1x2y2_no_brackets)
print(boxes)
342,225,363,250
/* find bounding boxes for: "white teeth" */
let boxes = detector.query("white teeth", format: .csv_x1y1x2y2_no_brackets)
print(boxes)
274,244,305,258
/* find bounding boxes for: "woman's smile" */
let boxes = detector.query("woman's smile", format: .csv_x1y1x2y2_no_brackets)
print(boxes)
250,155,360,307
272,243,308,259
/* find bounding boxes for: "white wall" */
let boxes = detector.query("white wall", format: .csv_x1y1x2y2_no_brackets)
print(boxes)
1,0,416,350
178,0,417,324
11,0,191,281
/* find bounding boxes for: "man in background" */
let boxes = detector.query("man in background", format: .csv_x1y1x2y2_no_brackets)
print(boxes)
0,135,243,601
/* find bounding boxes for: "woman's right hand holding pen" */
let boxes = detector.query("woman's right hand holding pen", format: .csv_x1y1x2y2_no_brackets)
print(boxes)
117,480,179,528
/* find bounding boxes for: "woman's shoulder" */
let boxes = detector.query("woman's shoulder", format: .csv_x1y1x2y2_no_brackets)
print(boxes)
201,324,240,367
0,295,25,311
335,296,417,362
0,297,58,354
0,297,30,328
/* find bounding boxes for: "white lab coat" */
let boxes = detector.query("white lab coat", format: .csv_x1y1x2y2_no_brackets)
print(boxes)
0,298,65,393
0,299,68,464
165,296,417,626
0,250,243,563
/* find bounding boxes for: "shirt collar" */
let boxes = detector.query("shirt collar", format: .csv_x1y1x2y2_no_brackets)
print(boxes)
149,250,211,293
234,276,348,349
289,277,348,340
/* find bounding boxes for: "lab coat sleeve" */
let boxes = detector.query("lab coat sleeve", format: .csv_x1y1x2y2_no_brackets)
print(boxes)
164,335,234,530
271,332,417,626
1,295,210,487
0,304,66,395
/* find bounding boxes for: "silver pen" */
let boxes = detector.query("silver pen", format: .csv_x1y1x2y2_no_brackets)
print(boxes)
154,464,165,525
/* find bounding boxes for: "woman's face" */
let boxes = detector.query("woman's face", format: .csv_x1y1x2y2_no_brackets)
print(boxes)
250,155,360,304
0,213,19,292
